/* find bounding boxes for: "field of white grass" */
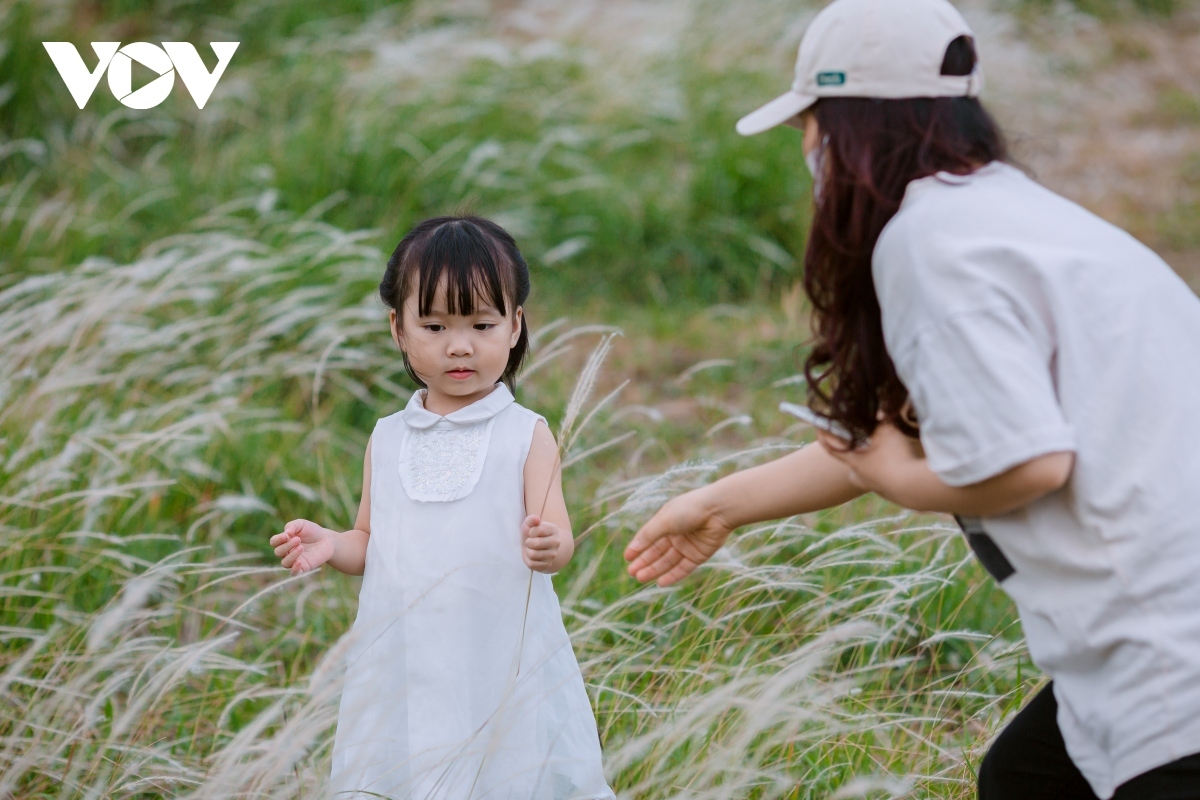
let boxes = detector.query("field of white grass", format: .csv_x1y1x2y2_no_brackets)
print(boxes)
1,0,1195,797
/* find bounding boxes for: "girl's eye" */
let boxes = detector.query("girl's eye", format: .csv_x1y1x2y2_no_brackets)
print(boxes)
474,323,496,331
423,324,444,332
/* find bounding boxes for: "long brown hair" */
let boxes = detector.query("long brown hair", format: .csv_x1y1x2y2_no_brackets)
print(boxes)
802,36,1008,445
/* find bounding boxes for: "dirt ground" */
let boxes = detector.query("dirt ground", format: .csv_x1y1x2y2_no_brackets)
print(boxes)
969,0,1200,285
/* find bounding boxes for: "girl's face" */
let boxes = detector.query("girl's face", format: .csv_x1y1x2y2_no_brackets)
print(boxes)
389,279,522,412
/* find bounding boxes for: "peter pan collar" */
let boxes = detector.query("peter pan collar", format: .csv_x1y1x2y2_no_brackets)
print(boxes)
402,383,515,430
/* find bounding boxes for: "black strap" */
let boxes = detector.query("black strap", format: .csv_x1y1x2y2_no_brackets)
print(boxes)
954,515,1016,582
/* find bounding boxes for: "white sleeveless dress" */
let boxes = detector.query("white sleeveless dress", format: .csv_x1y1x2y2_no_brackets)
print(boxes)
329,384,614,800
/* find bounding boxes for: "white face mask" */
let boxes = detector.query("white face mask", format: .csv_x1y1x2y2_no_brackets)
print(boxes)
805,135,829,200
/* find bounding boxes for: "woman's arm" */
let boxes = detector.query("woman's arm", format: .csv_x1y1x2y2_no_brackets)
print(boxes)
625,442,866,586
271,436,373,576
704,441,868,529
817,424,1074,517
625,422,1074,587
522,420,574,573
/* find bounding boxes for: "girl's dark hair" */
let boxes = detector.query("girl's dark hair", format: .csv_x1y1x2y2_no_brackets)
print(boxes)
379,215,531,392
802,35,1007,445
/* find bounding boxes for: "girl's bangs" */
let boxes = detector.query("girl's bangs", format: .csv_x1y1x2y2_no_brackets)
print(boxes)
412,222,513,318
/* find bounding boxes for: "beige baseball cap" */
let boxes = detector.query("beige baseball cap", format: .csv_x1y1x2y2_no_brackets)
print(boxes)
736,0,984,136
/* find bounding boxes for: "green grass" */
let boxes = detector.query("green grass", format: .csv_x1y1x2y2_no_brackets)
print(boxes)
0,0,811,306
0,0,1052,796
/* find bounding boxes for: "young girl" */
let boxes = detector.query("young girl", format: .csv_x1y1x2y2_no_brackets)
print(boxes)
625,0,1200,798
269,216,614,799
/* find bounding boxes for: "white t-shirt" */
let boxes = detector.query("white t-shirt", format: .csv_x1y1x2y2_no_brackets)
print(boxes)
874,161,1200,799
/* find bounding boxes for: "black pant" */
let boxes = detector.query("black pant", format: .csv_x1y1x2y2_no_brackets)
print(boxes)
978,682,1200,799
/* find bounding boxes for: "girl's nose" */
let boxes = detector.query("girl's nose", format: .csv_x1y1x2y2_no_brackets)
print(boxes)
447,335,473,357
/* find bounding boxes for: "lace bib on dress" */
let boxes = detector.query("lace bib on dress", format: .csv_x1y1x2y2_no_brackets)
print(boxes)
397,385,512,503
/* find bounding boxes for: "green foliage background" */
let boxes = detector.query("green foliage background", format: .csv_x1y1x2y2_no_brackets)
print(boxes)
1,0,812,306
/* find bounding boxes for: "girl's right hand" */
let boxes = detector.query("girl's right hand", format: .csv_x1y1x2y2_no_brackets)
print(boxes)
624,488,733,587
270,519,336,576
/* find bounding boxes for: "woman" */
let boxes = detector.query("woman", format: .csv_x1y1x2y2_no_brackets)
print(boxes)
623,0,1200,797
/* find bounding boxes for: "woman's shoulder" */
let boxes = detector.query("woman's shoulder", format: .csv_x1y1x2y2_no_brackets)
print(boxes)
871,164,1045,339
877,163,1061,277
881,162,1016,236
878,159,1151,282
881,161,1109,247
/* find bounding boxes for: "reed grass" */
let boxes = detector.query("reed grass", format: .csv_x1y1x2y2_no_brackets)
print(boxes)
0,203,1028,798
0,0,1053,796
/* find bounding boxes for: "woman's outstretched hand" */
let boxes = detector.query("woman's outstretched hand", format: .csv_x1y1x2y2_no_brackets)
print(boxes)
270,519,337,576
624,489,733,586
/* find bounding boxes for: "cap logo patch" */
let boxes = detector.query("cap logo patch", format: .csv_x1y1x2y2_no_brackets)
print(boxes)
816,71,846,86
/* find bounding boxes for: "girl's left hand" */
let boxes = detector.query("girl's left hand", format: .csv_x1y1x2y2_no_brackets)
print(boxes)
816,421,920,506
521,514,561,573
